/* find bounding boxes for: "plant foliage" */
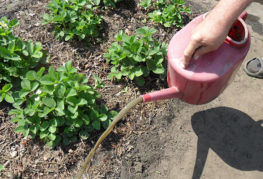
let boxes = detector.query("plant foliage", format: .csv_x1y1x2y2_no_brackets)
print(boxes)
94,0,120,7
9,61,116,147
43,0,102,41
140,0,191,28
0,16,49,91
104,26,167,86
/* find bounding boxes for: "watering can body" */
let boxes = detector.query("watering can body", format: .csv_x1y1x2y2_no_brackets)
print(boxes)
143,12,250,104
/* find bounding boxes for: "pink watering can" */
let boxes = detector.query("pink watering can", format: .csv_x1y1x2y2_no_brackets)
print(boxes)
77,12,251,178
143,11,250,105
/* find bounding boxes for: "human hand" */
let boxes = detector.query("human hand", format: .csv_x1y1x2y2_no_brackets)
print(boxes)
181,14,230,68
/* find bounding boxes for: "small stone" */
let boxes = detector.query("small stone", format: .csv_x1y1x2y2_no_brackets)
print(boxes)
10,151,18,158
4,160,10,168
134,162,143,173
69,149,73,153
125,29,132,36
43,153,51,161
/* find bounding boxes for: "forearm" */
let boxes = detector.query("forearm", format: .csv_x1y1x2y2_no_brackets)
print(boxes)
207,0,254,29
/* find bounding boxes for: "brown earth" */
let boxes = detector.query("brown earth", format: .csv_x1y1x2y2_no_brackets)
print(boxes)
0,0,263,179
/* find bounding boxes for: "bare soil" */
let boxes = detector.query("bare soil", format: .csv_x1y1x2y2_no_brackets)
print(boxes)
1,0,263,179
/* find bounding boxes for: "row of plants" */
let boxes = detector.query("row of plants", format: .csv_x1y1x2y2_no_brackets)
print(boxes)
0,0,190,149
42,0,190,41
0,16,167,148
0,17,116,148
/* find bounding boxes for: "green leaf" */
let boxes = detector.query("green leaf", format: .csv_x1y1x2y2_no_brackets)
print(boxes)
37,67,45,78
68,105,78,114
79,130,89,140
5,93,14,103
21,79,31,90
42,97,56,108
108,110,118,119
74,118,83,128
55,84,66,98
0,164,3,172
9,109,22,115
92,120,101,130
2,84,12,92
26,71,37,80
38,107,54,117
40,121,49,131
31,81,39,91
65,35,71,41
40,130,48,139
82,114,90,125
0,46,20,61
66,96,79,106
48,133,56,141
66,89,77,98
55,100,65,116
30,125,39,136
134,66,144,77
135,76,145,86
40,75,55,85
99,114,108,122
49,125,57,133
140,0,151,8
19,89,30,98
152,65,165,74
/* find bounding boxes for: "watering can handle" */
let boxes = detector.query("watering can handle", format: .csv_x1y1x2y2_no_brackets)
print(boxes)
240,11,248,21
224,11,249,47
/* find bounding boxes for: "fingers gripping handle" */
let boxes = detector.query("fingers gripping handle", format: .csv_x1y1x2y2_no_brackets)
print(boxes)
142,87,181,102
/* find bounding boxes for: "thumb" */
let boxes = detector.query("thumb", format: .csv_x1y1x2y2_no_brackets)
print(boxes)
193,46,213,60
182,40,201,68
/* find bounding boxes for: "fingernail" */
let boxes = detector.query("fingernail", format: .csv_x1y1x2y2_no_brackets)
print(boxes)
194,55,199,60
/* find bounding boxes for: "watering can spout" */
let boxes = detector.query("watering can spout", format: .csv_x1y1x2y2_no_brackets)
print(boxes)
142,87,181,102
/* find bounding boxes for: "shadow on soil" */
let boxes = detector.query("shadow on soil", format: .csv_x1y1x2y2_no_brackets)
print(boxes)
246,14,263,36
191,107,263,179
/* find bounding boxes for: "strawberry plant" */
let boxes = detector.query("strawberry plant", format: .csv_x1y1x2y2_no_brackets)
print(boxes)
94,0,120,7
0,84,14,103
141,0,191,28
0,16,49,88
104,27,167,86
43,0,102,41
9,61,116,148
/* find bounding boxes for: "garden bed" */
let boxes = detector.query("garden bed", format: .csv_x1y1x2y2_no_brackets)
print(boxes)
0,0,194,178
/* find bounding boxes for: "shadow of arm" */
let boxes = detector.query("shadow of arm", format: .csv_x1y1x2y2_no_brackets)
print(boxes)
192,138,209,179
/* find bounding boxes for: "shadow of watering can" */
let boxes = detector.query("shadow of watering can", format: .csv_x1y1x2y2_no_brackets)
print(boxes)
143,11,250,105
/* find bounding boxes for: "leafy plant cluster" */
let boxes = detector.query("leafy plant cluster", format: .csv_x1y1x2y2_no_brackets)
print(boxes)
0,16,49,103
1,17,115,148
9,61,116,148
95,0,121,7
140,0,191,28
104,26,167,86
43,0,102,41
